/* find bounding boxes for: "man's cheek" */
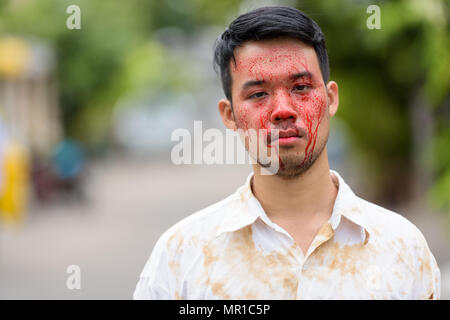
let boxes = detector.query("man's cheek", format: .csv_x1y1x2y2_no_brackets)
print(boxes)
296,92,326,121
257,108,272,130
233,104,251,130
311,90,327,113
236,105,270,131
236,111,249,130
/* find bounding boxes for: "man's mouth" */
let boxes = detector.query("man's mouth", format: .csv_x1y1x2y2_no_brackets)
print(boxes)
268,128,302,143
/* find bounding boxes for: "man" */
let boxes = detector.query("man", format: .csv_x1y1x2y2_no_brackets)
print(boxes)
134,6,440,299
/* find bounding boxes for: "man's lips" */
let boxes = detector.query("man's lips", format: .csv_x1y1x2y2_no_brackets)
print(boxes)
268,128,302,143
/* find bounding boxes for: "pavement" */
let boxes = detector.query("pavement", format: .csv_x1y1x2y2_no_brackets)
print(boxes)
0,158,449,299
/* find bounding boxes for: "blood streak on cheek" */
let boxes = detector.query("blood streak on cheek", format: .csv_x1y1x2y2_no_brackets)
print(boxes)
257,109,270,148
258,110,269,130
297,90,326,167
278,154,285,169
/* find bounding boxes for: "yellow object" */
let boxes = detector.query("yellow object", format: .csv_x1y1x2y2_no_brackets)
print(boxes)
0,141,29,224
0,37,30,78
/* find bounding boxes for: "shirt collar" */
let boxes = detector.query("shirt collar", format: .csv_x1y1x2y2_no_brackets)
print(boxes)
216,170,371,244
328,170,372,244
215,173,259,237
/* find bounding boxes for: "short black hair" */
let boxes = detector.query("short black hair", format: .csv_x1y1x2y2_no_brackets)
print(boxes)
213,6,329,102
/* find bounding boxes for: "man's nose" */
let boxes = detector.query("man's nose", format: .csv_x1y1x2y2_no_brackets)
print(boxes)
270,91,297,123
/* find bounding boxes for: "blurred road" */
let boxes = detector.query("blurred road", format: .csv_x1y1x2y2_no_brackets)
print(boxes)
0,158,449,299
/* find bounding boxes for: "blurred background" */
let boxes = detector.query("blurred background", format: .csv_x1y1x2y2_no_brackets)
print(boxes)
0,0,448,299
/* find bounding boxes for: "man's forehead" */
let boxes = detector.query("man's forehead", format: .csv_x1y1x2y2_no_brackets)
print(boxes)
231,39,317,75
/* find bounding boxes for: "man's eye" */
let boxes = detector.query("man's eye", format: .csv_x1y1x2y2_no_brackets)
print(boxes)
294,85,310,91
249,92,267,99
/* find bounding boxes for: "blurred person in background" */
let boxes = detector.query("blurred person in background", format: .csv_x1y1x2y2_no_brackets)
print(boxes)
134,6,440,299
31,138,86,204
51,138,86,202
0,115,29,225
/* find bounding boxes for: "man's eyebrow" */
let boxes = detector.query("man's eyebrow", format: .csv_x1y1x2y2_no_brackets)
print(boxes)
241,72,313,90
242,79,265,90
290,71,313,81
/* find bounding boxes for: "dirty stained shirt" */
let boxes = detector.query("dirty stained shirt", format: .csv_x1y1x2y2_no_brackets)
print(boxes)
134,170,441,299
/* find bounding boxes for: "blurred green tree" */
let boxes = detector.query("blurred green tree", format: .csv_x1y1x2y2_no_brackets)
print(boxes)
0,0,240,148
296,0,449,213
0,0,448,213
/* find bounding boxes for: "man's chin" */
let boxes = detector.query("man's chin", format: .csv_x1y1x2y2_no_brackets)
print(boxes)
272,147,323,178
276,160,310,178
256,154,308,178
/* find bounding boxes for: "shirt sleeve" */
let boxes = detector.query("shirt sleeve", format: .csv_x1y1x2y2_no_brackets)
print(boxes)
411,229,441,300
133,234,173,300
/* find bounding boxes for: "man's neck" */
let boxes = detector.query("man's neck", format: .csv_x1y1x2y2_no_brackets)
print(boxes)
251,148,338,224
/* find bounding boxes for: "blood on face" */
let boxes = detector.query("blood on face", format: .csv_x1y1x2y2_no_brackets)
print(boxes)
230,39,328,168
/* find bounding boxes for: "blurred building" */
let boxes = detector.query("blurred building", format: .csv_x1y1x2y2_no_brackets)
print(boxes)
0,36,62,156
0,36,63,222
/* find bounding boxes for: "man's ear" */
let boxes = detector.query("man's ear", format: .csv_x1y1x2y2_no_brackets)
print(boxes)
326,81,339,117
218,99,237,130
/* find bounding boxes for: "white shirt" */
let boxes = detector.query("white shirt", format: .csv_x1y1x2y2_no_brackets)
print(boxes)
134,170,440,299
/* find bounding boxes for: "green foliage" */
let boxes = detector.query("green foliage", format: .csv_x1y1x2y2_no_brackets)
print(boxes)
0,0,239,141
0,0,448,211
295,0,449,211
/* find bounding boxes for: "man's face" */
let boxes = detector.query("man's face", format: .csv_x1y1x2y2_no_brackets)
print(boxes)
226,37,337,177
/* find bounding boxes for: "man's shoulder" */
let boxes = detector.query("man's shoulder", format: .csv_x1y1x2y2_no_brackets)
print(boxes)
356,196,429,248
157,191,239,248
137,191,242,284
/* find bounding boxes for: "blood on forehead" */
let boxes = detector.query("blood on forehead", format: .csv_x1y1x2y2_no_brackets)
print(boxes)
231,46,315,83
